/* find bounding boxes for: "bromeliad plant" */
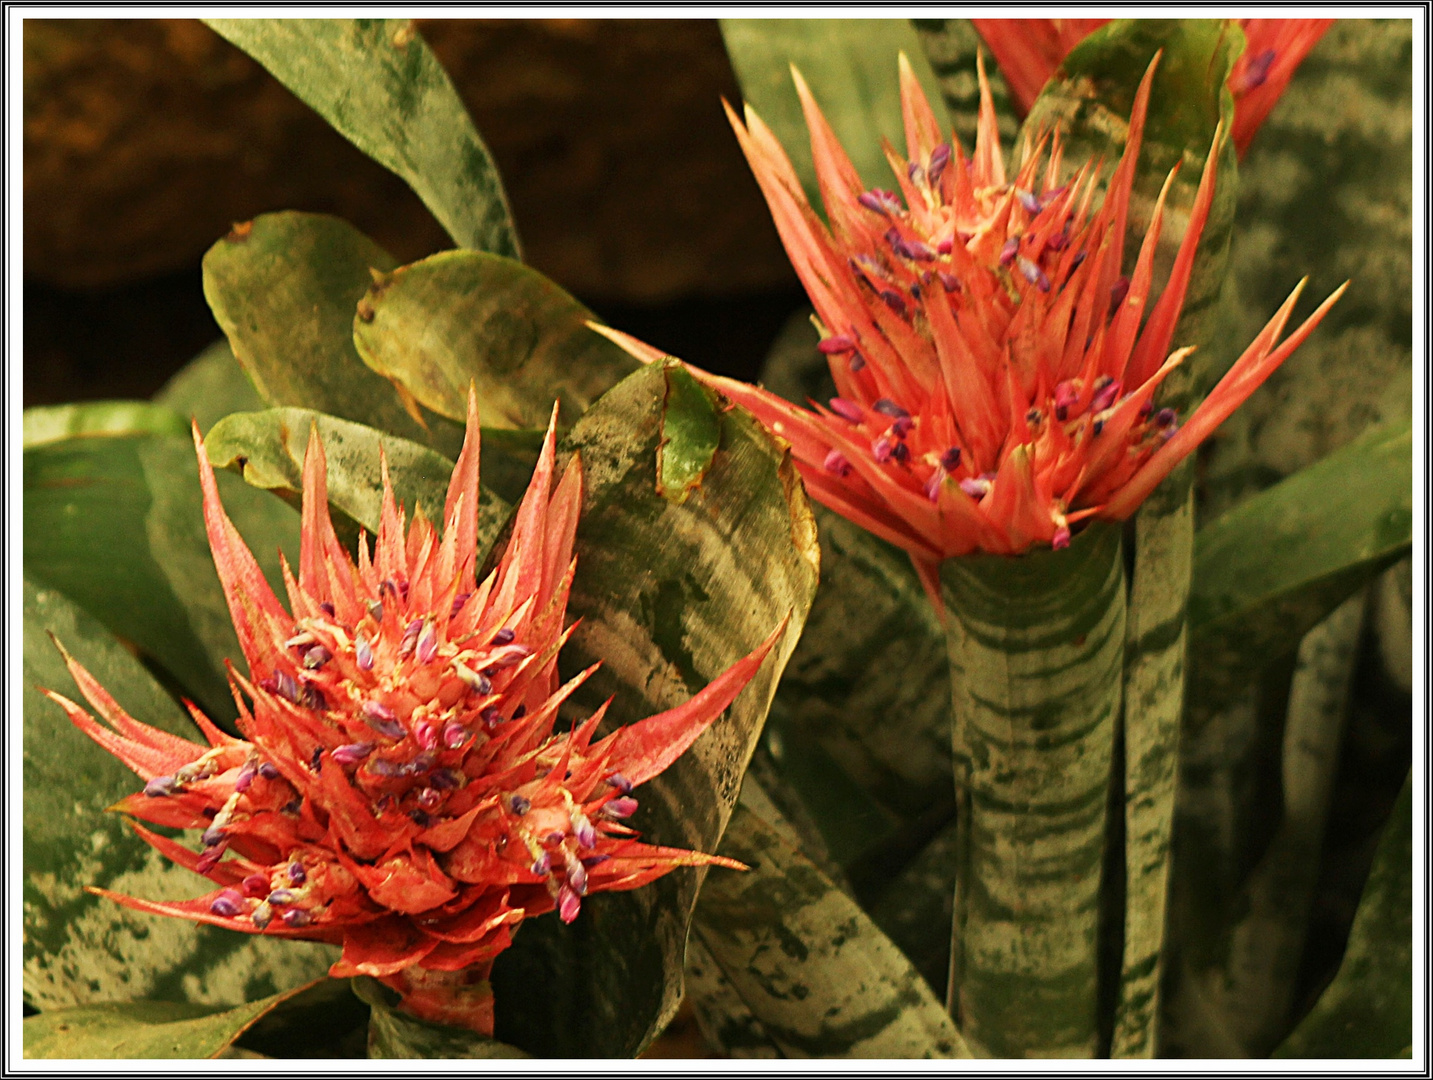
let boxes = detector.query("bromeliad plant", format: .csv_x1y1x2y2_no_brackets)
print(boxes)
23,16,1412,1061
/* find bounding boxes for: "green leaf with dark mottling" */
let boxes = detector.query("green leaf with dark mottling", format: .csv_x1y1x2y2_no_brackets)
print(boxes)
693,805,968,1058
720,18,951,211
231,978,369,1059
658,365,722,504
201,211,466,458
204,18,519,258
24,434,300,721
22,578,335,1011
490,361,820,1058
1274,774,1412,1059
154,339,267,437
23,979,326,1059
350,249,638,429
23,401,189,449
203,407,509,564
350,978,528,1059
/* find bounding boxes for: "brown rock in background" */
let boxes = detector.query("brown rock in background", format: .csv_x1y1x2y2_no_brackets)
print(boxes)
23,17,794,303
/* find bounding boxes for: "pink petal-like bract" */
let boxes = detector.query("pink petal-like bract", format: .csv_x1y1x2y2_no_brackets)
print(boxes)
48,390,782,1035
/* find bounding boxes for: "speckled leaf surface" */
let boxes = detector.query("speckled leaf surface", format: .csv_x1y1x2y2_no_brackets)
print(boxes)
154,339,267,437
1273,774,1412,1059
490,361,820,1058
202,211,466,459
351,250,639,429
693,805,968,1058
24,434,300,722
720,18,952,210
350,978,528,1059
204,18,519,259
23,401,189,448
204,407,509,564
23,578,335,1012
23,979,325,1059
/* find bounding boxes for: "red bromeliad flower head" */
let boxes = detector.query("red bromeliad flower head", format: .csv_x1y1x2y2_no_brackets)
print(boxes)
600,54,1343,604
44,391,783,1035
971,17,1335,156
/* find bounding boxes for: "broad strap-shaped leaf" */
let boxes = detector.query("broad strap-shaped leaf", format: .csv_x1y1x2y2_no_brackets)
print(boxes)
864,817,960,1004
24,434,300,721
1274,773,1412,1059
227,977,369,1059
692,804,969,1058
204,18,520,258
489,361,820,1058
350,977,529,1059
941,522,1125,1058
684,935,781,1058
23,401,188,448
23,979,326,1059
1188,419,1412,718
154,339,267,436
720,18,952,211
203,407,509,563
202,211,466,458
22,577,335,1011
350,249,638,429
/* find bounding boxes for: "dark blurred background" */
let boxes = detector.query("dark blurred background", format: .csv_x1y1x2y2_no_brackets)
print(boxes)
23,18,809,408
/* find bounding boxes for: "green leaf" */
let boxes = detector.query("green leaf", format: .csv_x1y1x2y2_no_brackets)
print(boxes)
24,434,300,721
692,805,969,1058
203,18,519,258
657,365,722,504
350,978,529,1059
23,979,326,1059
1274,773,1412,1058
720,18,952,210
1023,18,1242,405
910,19,1021,149
203,407,509,564
350,249,638,429
22,577,336,1011
23,401,189,448
201,211,466,458
154,339,267,436
941,522,1125,1057
231,977,369,1059
490,361,821,1058
684,935,782,1058
1188,419,1412,716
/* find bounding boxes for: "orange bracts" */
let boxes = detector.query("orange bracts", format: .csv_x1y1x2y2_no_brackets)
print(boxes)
45,390,780,1035
597,53,1342,607
972,18,1335,155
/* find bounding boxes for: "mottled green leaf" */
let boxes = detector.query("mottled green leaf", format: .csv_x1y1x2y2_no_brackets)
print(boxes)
23,979,325,1059
490,361,820,1058
693,805,968,1058
231,977,369,1059
1188,419,1412,716
154,339,267,436
1274,774,1412,1059
657,365,722,504
23,401,189,449
942,523,1125,1057
24,434,300,721
202,211,465,458
720,18,952,210
203,407,509,564
204,18,519,258
22,578,336,1011
350,977,528,1059
350,249,638,429
911,19,1021,148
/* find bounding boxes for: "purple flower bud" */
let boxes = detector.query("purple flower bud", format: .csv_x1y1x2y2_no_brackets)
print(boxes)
418,787,442,811
144,776,175,798
558,886,582,924
488,644,532,669
355,634,374,671
817,335,856,355
891,442,910,463
509,794,531,815
362,700,405,739
924,468,946,503
368,758,403,778
960,477,992,499
602,796,638,819
891,415,914,438
940,447,962,471
1053,381,1080,421
1234,48,1276,94
879,289,908,316
430,768,462,790
531,852,552,876
265,671,300,704
234,762,256,792
823,450,852,477
202,824,226,847
871,436,894,463
398,619,423,656
1016,188,1042,214
858,189,900,216
210,891,244,918
281,908,312,928
241,873,269,897
828,397,864,423
195,844,226,874
1052,525,1072,550
480,706,504,727
415,622,438,665
999,237,1019,266
258,762,281,780
299,683,326,711
581,853,612,868
1110,276,1130,314
493,628,516,646
939,271,962,293
366,599,385,624
1016,256,1051,292
567,856,590,896
442,721,471,749
267,888,296,906
873,399,910,420
302,645,331,670
573,813,597,850
1155,408,1178,428
450,592,472,619
251,902,273,930
332,742,375,766
928,142,951,180
287,862,306,885
414,721,438,752
606,773,633,794
907,160,925,185
545,830,566,845
1091,378,1121,414
849,352,867,372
